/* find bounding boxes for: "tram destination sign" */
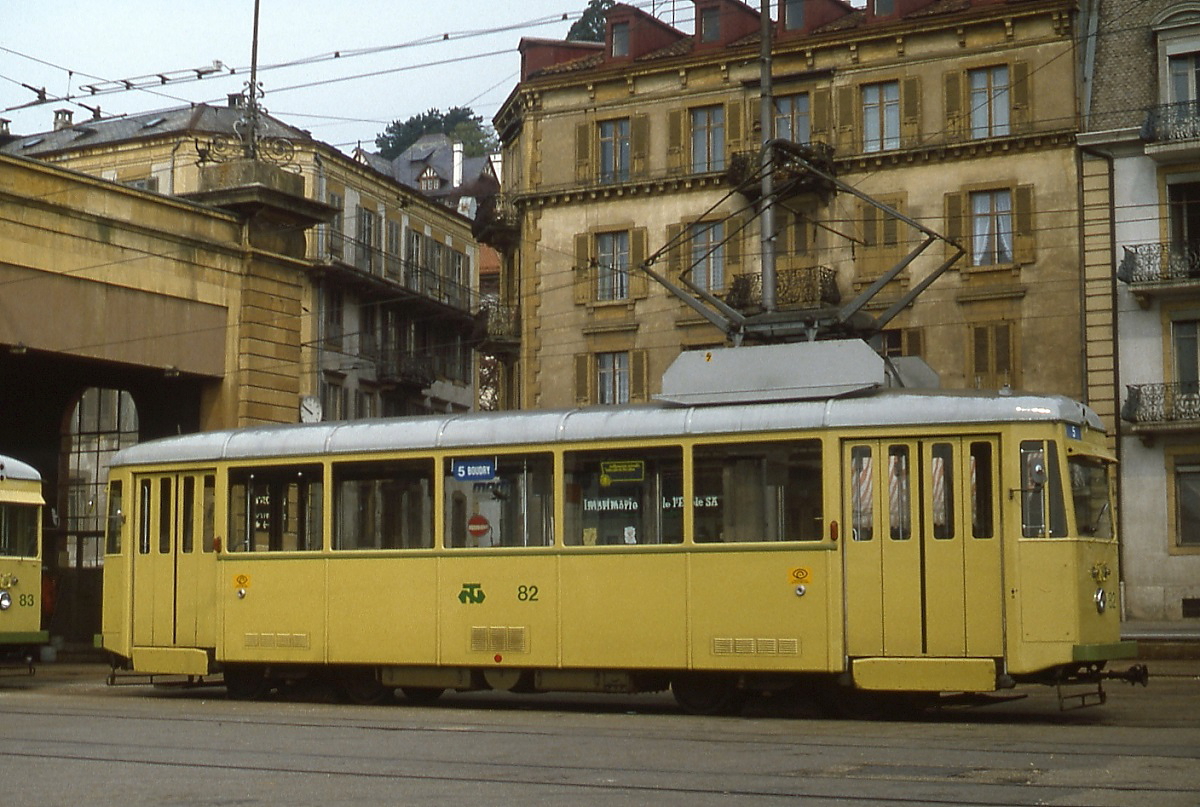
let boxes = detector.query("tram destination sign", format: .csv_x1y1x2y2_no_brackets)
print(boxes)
451,457,497,482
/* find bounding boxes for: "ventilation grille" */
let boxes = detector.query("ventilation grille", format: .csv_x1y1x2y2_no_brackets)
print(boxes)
471,626,528,653
711,637,800,656
244,632,310,649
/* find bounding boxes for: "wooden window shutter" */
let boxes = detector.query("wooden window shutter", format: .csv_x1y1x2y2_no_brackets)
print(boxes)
725,100,744,160
882,211,900,248
811,88,831,142
862,203,880,248
574,232,592,304
944,192,965,261
631,114,650,178
1014,184,1036,264
631,227,649,298
836,86,857,151
1011,61,1031,131
630,349,649,402
667,109,685,174
725,215,746,273
944,71,963,140
575,122,593,183
666,222,685,279
901,77,921,145
574,354,593,404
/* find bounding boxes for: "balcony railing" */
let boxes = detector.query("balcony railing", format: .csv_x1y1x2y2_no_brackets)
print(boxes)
473,300,520,354
473,194,520,249
1123,382,1200,425
1142,101,1200,144
320,229,473,312
725,266,841,312
1117,243,1200,285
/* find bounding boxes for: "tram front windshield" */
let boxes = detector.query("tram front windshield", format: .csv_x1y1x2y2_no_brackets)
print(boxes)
1069,455,1114,539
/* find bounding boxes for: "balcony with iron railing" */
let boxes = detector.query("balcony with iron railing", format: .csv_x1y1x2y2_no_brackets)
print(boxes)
1117,243,1200,303
473,299,520,355
1122,382,1200,437
319,229,474,314
1142,101,1200,162
472,193,520,251
725,266,841,313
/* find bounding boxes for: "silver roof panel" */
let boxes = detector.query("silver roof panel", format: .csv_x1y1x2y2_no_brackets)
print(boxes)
0,454,41,482
110,390,1103,469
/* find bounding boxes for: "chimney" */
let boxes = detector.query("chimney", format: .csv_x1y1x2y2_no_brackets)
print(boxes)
228,93,245,109
453,141,464,188
0,119,9,137
53,109,74,130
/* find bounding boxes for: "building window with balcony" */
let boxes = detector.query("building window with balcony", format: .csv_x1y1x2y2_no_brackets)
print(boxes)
689,221,725,292
599,118,630,184
596,231,630,301
324,287,344,350
327,192,344,260
405,229,423,289
1173,319,1200,396
355,206,380,273
863,81,900,152
969,65,1010,139
1169,182,1200,272
691,105,725,172
774,93,811,144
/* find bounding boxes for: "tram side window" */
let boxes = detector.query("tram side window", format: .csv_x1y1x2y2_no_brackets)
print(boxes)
444,453,553,548
333,459,432,550
888,445,912,540
138,478,151,555
930,444,954,540
693,440,823,542
970,442,995,539
0,503,38,557
1019,440,1067,538
564,446,682,545
105,481,122,555
202,476,216,552
229,466,324,552
1069,456,1113,539
850,446,874,541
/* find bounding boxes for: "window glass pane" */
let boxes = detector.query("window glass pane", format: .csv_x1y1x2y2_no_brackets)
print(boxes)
139,479,151,555
969,442,994,539
158,478,172,554
202,476,215,553
930,444,954,539
105,481,123,555
333,459,432,550
693,440,823,542
181,476,194,554
1046,441,1067,537
1020,441,1047,537
444,454,554,548
0,504,38,557
1070,456,1113,539
850,445,874,541
888,445,911,540
1177,465,1200,546
564,446,683,546
229,465,324,552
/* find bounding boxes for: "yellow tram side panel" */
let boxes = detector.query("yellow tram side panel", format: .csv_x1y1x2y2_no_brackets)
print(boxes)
436,553,559,668
0,475,46,646
219,556,327,664
687,546,839,673
100,473,132,660
1006,536,1130,676
325,555,439,665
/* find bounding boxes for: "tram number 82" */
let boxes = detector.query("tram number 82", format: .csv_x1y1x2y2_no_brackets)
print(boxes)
517,585,539,602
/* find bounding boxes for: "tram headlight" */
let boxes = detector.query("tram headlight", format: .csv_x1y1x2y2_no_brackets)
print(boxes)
1094,587,1107,614
0,591,11,611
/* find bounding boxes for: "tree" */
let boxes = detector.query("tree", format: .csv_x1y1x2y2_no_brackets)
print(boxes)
567,0,615,42
375,107,498,160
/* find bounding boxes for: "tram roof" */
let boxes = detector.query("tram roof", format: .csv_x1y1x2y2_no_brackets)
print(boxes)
0,454,40,482
110,391,1104,468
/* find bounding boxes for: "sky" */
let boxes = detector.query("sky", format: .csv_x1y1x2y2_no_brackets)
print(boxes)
0,1,695,155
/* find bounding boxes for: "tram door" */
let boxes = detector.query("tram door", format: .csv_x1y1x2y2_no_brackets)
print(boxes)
843,438,1002,659
131,472,217,649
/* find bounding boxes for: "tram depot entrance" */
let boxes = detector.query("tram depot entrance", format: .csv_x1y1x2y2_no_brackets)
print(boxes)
843,437,1004,660
131,472,218,650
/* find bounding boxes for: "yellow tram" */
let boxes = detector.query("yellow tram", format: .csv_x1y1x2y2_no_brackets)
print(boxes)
0,454,48,662
100,345,1144,713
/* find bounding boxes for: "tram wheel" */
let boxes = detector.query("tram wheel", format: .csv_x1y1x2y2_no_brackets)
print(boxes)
340,667,393,705
671,673,746,716
400,686,446,704
223,664,269,701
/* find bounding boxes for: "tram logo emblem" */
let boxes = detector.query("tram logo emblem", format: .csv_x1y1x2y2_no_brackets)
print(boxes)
458,583,486,604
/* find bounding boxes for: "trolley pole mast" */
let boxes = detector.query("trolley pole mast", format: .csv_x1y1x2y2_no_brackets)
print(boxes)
758,0,777,314
245,0,262,159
